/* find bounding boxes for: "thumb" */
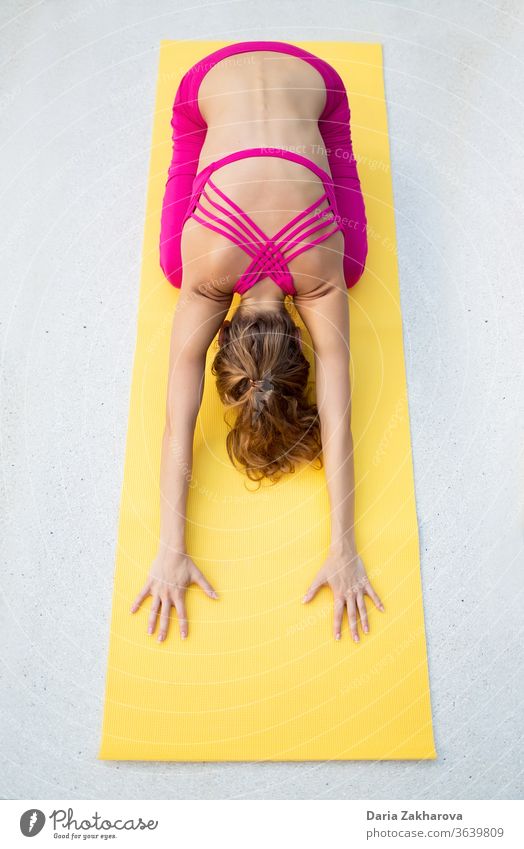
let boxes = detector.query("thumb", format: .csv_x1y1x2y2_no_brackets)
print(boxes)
191,565,219,599
302,572,326,603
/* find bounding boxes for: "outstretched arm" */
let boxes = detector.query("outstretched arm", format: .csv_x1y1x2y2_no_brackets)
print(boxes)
295,282,384,641
131,285,233,641
160,287,232,549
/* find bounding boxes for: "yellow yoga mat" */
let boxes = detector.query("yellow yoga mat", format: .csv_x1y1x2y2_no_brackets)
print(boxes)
98,41,436,761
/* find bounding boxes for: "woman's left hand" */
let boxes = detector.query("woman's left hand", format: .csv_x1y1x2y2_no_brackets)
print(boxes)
302,545,384,642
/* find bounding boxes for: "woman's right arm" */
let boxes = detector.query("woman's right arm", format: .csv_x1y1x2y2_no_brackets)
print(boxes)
131,285,233,641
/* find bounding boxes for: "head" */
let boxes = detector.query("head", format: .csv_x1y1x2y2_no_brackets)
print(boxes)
211,301,323,484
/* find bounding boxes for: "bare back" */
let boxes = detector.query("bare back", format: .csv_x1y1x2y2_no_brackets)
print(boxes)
181,52,345,298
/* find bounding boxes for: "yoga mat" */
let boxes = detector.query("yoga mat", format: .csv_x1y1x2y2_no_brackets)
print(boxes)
98,41,436,761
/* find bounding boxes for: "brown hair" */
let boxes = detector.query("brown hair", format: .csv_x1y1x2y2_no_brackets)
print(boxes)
211,302,323,485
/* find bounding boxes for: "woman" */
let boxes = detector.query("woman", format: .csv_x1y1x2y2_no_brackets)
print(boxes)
131,41,384,644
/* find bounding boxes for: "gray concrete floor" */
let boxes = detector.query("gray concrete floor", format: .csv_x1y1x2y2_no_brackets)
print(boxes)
1,0,523,800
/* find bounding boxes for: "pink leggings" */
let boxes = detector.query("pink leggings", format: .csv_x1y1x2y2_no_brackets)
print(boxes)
159,41,368,290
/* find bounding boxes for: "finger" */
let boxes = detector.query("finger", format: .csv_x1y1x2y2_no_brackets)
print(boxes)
346,596,360,643
173,593,189,640
130,582,150,613
302,572,326,603
356,592,369,634
157,597,172,642
333,597,345,640
147,596,161,635
364,582,385,612
191,566,218,599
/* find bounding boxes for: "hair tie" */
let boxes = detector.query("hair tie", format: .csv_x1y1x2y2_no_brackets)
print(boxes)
249,373,276,424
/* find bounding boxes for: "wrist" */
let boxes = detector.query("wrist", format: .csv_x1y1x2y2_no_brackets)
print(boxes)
158,536,186,556
329,533,357,556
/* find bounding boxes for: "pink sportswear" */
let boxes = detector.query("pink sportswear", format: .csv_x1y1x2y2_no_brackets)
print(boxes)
159,41,368,293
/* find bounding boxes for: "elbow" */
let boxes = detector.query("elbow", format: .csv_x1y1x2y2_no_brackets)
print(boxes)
164,396,202,436
164,353,207,433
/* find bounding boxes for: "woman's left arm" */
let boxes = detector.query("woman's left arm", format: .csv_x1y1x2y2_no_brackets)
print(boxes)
295,282,384,642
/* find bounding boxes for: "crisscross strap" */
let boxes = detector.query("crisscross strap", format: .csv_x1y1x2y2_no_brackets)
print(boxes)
188,172,343,295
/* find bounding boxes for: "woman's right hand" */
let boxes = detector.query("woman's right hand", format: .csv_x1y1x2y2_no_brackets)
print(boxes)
130,546,219,641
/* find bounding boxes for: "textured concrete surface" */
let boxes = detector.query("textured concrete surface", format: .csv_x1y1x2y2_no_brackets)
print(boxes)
1,0,523,800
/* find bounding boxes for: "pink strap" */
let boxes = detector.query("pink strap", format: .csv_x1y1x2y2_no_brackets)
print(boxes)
186,148,344,294
200,187,267,244
206,148,336,189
